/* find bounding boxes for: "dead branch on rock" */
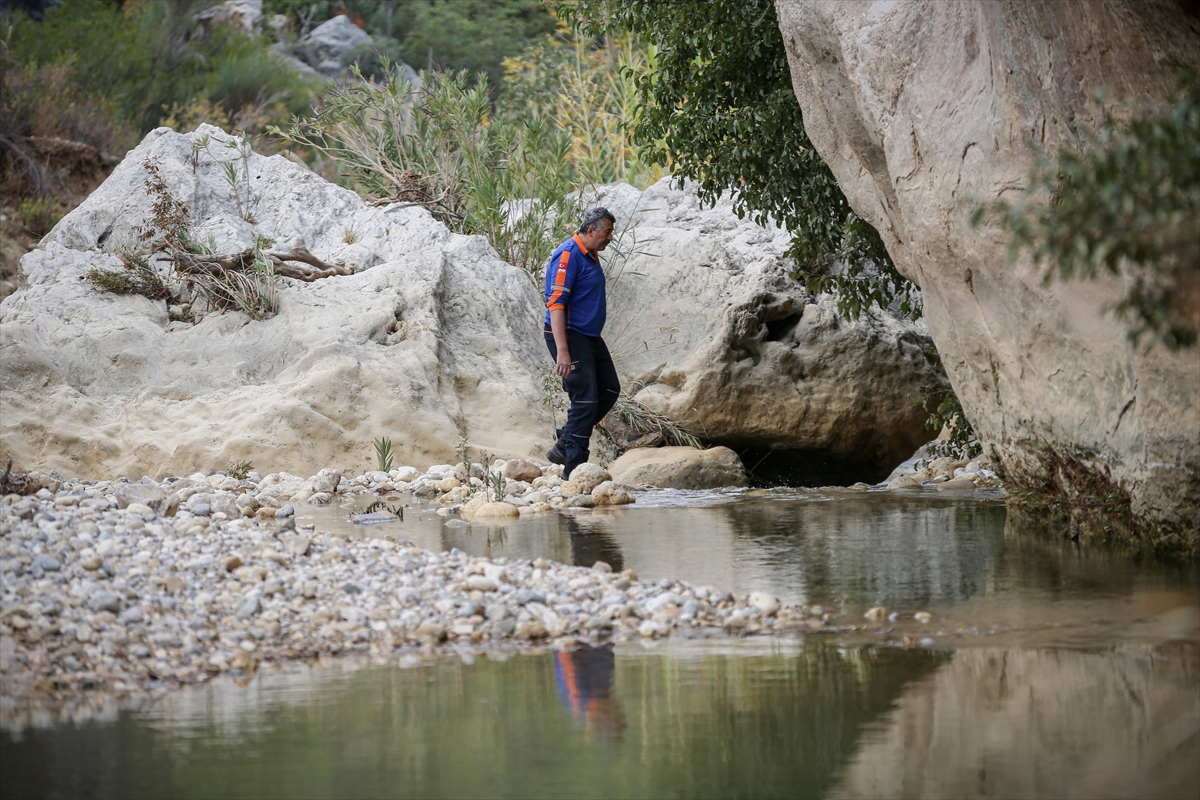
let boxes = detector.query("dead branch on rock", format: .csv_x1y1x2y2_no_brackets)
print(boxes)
172,246,349,282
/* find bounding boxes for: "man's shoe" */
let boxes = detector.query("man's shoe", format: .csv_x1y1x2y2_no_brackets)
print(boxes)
546,441,566,465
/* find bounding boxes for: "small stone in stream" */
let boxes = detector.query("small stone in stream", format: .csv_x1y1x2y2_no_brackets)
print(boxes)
114,482,166,511
639,620,669,638
193,503,212,517
919,638,936,647
82,556,102,571
864,606,888,622
888,611,900,622
118,607,144,624
342,583,362,595
750,592,780,615
937,478,976,491
308,468,342,494
9,615,29,630
125,502,154,516
517,622,548,640
224,555,243,572
592,560,613,574
416,621,447,642
465,575,498,592
569,463,611,494
914,611,933,624
283,535,311,556
32,556,61,572
473,502,520,519
163,575,186,594
591,481,634,506
236,594,262,619
503,459,542,482
564,494,594,508
559,480,581,498
275,504,294,518
88,592,122,613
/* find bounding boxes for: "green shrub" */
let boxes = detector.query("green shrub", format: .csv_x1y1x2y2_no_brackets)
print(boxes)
274,68,580,277
15,195,65,236
5,0,316,137
500,31,660,188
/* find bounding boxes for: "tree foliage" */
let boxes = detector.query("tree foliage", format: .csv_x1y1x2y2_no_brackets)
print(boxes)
500,29,660,187
557,0,921,321
976,74,1200,350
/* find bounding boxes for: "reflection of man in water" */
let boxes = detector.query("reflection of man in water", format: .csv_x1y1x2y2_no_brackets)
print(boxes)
561,514,623,572
554,645,625,743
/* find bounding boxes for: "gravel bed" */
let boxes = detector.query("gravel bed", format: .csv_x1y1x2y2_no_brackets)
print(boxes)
0,463,873,706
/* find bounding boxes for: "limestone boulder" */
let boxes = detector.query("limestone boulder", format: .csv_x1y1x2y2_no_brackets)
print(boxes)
567,462,611,494
297,15,368,75
591,179,946,484
608,446,748,490
194,0,263,35
591,481,635,506
776,0,1200,550
0,125,553,479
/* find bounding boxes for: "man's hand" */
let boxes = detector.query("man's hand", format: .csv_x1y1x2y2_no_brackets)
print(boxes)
549,307,571,378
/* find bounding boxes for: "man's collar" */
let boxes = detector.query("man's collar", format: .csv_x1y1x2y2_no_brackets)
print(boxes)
572,233,597,259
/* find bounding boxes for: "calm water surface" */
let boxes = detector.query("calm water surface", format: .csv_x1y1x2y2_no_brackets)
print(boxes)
3,490,1198,799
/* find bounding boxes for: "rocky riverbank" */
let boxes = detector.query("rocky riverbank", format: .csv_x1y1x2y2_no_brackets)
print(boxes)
5,460,950,708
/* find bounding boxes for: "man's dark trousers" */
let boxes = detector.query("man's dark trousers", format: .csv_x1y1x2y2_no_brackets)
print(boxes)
545,329,619,479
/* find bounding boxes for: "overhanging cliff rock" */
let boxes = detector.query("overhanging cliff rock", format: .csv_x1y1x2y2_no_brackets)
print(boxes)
0,125,553,478
592,179,946,484
775,0,1200,551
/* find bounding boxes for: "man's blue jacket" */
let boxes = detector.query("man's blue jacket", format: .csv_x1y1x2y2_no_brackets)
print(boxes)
543,233,606,337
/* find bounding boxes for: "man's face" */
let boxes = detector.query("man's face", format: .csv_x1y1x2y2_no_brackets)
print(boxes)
582,219,615,253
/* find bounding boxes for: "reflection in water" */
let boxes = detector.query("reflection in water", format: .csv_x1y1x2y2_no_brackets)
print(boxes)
10,637,1193,799
554,645,624,743
832,644,1200,800
559,514,625,572
0,642,947,800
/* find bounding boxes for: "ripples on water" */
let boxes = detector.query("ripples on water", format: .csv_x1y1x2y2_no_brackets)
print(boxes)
2,491,1197,799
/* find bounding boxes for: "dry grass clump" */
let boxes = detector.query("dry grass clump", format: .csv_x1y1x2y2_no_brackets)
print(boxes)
610,394,703,450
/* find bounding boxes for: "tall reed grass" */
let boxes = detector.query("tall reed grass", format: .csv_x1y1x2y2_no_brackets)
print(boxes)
274,32,659,280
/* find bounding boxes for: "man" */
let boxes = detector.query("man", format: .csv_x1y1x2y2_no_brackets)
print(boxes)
544,208,620,479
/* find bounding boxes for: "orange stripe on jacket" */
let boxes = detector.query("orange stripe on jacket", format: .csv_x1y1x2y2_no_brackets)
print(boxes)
546,249,571,311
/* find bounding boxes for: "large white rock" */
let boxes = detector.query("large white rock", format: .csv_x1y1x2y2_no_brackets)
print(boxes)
776,1,1200,550
608,446,748,490
298,15,368,75
593,179,946,483
0,125,554,478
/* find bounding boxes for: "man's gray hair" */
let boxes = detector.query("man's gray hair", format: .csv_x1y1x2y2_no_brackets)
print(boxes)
578,207,616,234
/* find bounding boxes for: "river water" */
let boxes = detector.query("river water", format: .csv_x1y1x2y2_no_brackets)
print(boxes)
3,489,1198,799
